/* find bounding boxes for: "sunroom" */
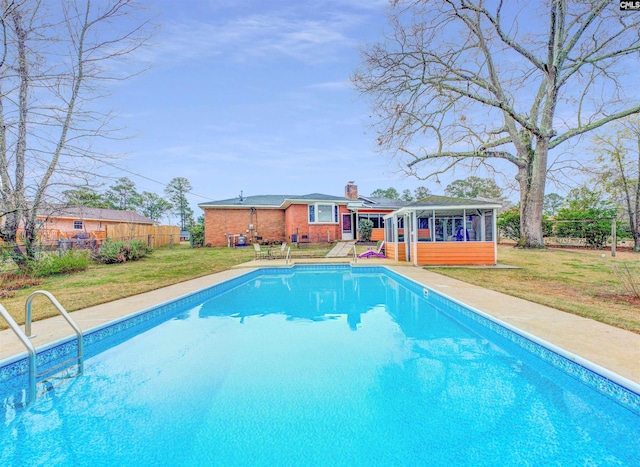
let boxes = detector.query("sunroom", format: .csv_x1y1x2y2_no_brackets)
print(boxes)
383,196,501,266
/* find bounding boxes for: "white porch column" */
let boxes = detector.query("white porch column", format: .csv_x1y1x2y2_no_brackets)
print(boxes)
493,208,498,264
412,210,418,266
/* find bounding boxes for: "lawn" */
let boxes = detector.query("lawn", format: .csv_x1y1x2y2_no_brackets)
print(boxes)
0,242,638,335
0,243,334,327
431,244,640,334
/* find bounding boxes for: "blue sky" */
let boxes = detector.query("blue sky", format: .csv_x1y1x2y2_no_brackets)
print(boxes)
101,0,430,215
93,1,640,221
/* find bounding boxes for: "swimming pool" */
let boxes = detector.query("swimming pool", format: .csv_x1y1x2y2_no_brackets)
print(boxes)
1,265,639,465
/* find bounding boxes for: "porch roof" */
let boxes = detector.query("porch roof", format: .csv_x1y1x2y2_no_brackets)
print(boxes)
357,196,408,210
385,195,501,217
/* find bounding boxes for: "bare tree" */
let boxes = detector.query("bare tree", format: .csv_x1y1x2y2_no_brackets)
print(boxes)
589,116,640,250
353,0,640,247
0,0,150,260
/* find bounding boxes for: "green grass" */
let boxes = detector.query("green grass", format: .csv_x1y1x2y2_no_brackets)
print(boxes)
431,245,640,334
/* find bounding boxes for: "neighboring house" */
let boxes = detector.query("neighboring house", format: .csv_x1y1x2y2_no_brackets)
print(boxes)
199,182,500,265
37,206,158,241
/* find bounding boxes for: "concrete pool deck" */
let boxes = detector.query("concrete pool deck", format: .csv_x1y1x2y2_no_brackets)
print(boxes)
1,258,639,387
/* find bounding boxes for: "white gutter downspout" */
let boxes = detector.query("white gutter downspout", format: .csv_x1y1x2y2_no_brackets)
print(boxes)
394,214,399,261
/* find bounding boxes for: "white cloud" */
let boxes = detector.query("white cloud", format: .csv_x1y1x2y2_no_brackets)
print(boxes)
137,3,380,68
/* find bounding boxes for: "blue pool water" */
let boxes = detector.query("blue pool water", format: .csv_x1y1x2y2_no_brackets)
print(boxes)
1,266,639,466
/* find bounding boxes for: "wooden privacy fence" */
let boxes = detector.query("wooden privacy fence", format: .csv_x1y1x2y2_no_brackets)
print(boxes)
8,224,180,250
105,224,180,248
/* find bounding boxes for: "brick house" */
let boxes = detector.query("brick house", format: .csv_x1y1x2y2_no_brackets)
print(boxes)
198,182,402,247
199,182,500,265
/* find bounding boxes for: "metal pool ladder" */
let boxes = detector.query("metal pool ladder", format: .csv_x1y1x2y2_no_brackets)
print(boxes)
0,291,84,406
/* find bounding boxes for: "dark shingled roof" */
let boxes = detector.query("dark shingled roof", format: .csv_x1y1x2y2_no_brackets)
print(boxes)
199,193,350,208
39,206,158,224
358,196,408,210
406,194,501,207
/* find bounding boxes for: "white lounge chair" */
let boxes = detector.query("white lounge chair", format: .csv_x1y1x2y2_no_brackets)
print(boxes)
253,243,267,260
276,242,287,258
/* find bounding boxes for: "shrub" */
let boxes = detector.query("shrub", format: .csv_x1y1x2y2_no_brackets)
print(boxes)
190,216,205,247
497,209,521,241
358,219,374,242
92,239,153,264
612,262,640,299
497,209,553,242
27,250,90,277
554,208,617,249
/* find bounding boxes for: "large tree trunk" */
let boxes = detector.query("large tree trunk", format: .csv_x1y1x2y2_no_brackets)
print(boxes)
518,142,548,248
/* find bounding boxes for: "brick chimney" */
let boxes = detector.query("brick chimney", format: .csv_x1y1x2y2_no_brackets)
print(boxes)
345,181,358,200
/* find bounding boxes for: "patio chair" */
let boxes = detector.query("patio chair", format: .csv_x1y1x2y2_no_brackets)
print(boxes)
253,243,267,260
276,242,287,258
358,241,385,259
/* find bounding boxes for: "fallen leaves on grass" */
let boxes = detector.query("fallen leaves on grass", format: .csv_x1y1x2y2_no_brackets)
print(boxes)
0,273,43,298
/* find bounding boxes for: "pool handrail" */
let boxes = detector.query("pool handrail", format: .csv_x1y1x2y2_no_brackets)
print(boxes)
285,246,291,265
25,290,84,377
0,303,36,405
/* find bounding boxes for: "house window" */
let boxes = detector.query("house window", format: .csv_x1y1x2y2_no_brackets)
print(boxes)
308,203,338,224
357,213,385,229
73,220,83,230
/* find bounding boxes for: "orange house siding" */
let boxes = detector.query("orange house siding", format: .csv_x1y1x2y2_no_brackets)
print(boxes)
384,242,407,261
385,241,494,265
415,242,494,265
370,229,384,241
385,242,396,260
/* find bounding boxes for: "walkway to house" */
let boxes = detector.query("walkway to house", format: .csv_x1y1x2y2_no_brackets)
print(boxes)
325,241,356,257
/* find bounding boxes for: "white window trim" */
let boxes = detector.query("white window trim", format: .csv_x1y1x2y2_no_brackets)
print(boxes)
308,203,339,224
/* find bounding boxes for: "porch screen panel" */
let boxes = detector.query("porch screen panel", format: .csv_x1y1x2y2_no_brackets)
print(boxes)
484,210,494,241
467,213,483,241
385,218,394,242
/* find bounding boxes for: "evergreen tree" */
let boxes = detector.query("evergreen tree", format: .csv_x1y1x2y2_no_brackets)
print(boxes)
165,177,194,230
105,177,142,211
